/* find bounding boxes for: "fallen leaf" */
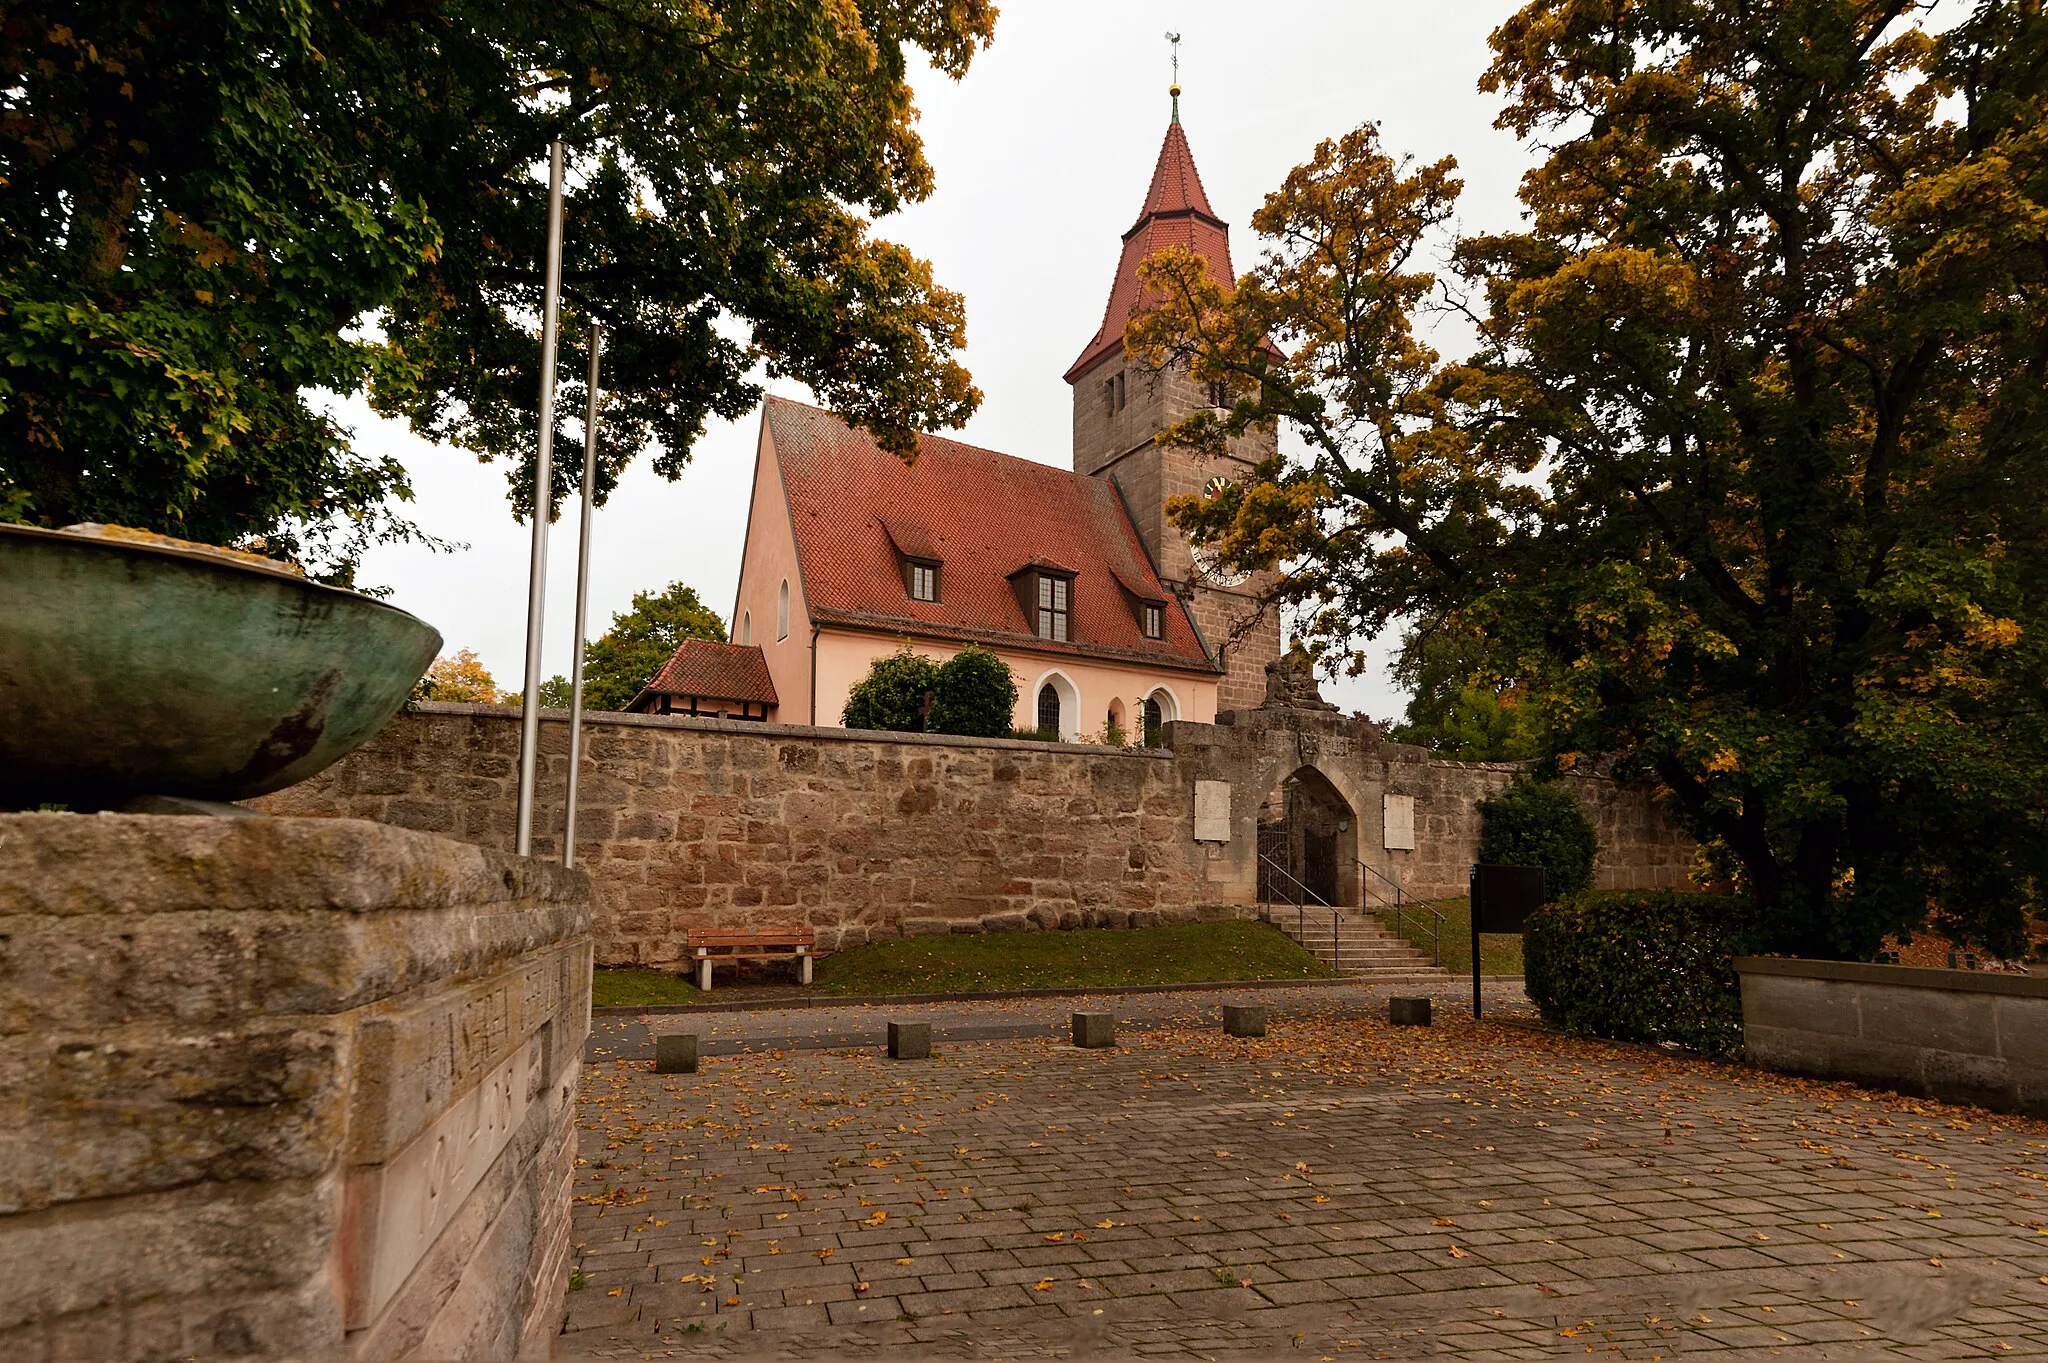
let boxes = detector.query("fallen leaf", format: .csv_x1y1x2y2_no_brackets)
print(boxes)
1448,1246,1471,1259
1033,1279,1054,1291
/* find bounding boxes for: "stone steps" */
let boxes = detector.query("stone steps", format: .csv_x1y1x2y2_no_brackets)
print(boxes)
1263,906,1450,979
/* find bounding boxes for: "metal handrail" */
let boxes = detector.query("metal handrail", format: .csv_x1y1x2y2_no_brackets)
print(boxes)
1256,851,1341,966
1354,858,1444,966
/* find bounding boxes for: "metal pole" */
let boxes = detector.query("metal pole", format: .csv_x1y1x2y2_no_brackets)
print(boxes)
1470,864,1483,1019
563,322,602,868
515,140,567,857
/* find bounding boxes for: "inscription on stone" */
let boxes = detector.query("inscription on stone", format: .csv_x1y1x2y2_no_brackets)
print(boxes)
1383,793,1416,851
1193,780,1232,842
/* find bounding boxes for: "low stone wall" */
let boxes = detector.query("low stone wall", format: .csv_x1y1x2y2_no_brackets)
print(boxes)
259,707,1221,967
260,703,1694,967
0,813,591,1361
1736,957,2048,1116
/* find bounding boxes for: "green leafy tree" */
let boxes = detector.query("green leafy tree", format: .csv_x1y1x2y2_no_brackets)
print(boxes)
2,0,991,577
929,646,1018,738
1387,626,1543,761
1477,781,1599,900
580,582,726,713
842,648,938,732
1133,2,2048,960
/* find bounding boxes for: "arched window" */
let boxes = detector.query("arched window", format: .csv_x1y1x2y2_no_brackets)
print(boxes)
776,580,789,641
1143,688,1178,746
741,610,752,646
1037,682,1061,737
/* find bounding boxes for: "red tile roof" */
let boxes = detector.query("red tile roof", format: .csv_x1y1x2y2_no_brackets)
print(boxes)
1066,119,1237,383
766,398,1219,674
637,638,779,706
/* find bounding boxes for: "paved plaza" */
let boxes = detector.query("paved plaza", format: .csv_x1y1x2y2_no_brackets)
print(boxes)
560,984,2048,1359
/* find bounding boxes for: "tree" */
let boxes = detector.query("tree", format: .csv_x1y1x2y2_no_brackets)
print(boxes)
2,1,991,578
1477,780,1599,900
580,582,726,713
412,648,502,704
1387,626,1543,761
1132,2,2048,960
842,648,937,732
929,646,1018,738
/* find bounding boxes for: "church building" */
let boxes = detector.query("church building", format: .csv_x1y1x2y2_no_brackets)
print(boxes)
716,97,1282,738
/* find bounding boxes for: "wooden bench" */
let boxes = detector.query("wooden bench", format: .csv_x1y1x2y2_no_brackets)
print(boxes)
685,927,816,991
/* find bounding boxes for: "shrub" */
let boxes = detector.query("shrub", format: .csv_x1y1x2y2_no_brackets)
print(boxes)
928,646,1018,738
842,648,937,731
1524,889,1761,1057
1477,779,1598,898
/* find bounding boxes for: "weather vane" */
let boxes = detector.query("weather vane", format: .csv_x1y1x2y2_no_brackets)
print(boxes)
1166,31,1182,121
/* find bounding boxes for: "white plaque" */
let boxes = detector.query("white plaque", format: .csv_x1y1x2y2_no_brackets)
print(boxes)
1382,793,1416,851
1193,780,1232,842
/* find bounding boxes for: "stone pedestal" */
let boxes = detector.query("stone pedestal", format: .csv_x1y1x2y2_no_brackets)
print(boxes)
1389,996,1432,1026
0,813,591,1362
1222,1004,1268,1037
887,1022,931,1060
654,1030,700,1074
1072,1012,1117,1048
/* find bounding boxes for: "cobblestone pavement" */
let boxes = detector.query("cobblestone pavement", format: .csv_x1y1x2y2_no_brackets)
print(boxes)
558,987,2048,1360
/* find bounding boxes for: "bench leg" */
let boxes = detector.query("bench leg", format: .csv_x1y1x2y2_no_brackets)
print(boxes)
800,954,813,986
698,957,712,992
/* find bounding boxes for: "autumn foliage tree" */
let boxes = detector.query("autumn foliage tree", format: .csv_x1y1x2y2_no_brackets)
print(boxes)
1,0,991,577
1132,0,2048,960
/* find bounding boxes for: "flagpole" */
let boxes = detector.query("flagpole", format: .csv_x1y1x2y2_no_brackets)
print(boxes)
563,321,602,868
515,140,567,857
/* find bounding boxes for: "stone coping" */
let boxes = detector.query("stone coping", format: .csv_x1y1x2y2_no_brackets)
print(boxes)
406,700,1175,757
1734,955,2048,999
596,973,1389,1016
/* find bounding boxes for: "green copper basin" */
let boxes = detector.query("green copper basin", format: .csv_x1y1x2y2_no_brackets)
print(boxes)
0,522,441,808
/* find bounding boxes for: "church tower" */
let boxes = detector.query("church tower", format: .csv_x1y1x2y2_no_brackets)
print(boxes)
1065,89,1282,712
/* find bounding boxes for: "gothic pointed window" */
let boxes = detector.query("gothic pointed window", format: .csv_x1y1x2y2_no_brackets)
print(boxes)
1037,682,1061,736
1143,694,1164,746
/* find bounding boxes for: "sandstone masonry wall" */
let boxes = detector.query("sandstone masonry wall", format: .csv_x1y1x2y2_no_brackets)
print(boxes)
0,814,590,1362
259,704,1693,968
259,707,1221,967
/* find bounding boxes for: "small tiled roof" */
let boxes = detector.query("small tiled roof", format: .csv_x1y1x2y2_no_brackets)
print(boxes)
637,638,778,705
1065,119,1236,383
766,398,1219,674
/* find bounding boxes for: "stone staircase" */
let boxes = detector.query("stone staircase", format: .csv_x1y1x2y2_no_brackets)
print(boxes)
1264,905,1451,981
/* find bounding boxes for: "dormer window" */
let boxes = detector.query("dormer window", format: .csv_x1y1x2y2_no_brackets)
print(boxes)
1142,602,1164,639
908,561,938,602
1037,573,1071,641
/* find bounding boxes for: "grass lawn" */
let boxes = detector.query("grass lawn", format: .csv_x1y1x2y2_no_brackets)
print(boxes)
814,919,1335,996
591,965,701,1008
1378,896,1526,976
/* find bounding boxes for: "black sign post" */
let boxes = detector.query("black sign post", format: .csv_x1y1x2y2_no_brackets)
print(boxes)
1468,864,1547,1018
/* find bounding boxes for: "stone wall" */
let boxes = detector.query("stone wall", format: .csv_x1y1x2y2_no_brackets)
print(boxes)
259,707,1220,966
259,703,1694,968
0,813,590,1361
1737,957,2048,1117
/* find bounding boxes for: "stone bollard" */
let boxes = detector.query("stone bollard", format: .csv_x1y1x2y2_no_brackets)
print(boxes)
1222,1004,1267,1037
1388,996,1432,1027
888,1021,932,1060
1072,1012,1116,1049
654,1029,699,1074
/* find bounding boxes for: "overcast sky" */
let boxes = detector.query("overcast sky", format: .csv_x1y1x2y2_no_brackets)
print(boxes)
338,0,1530,720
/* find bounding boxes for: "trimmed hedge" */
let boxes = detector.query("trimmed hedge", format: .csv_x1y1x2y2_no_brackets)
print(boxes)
929,646,1018,738
841,649,937,732
1524,889,1760,1058
1477,779,1598,899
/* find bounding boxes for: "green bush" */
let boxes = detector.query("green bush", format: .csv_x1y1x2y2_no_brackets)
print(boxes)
929,646,1018,737
1477,779,1598,898
842,648,937,731
1524,889,1760,1057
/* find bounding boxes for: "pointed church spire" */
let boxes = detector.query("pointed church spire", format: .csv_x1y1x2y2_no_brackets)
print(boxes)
1064,92,1234,383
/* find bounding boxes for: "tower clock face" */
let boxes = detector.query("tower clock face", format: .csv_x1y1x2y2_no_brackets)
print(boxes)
1195,476,1247,586
1203,475,1234,499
